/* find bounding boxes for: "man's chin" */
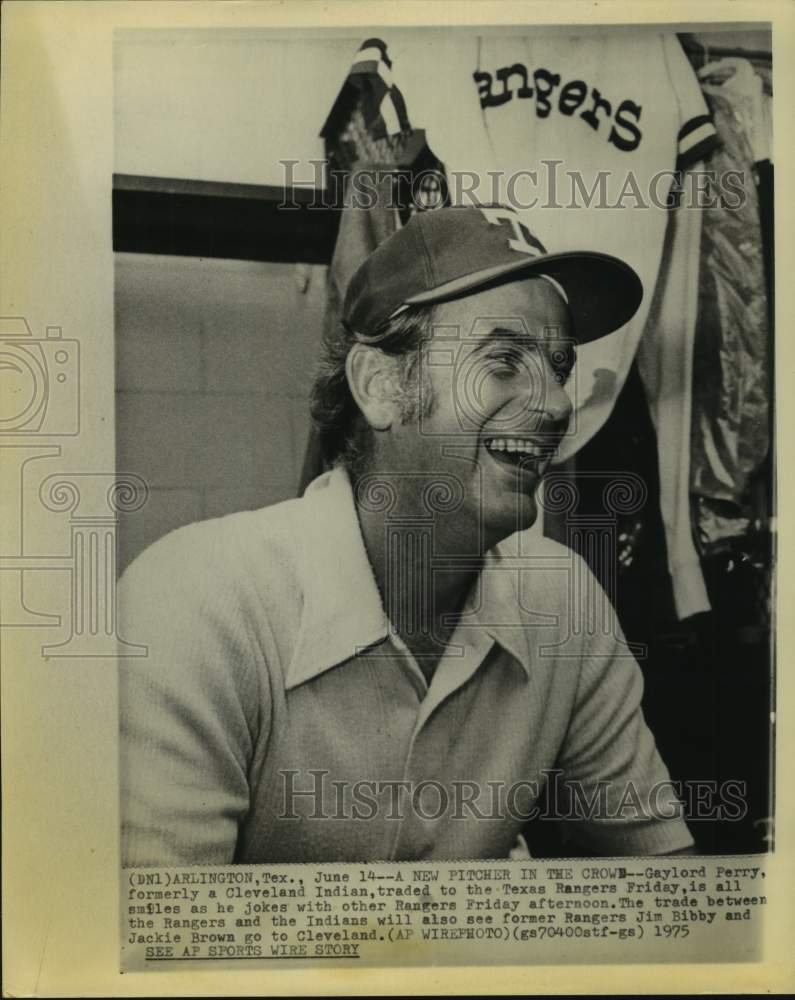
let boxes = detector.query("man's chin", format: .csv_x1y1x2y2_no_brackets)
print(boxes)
482,492,540,544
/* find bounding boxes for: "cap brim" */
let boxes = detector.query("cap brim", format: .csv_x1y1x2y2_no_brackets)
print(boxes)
402,251,643,344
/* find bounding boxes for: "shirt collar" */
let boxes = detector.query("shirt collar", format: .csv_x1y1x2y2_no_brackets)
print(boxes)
285,466,390,690
285,465,531,690
457,538,533,677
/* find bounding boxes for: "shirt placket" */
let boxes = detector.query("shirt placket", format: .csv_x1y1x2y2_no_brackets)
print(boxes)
386,625,495,860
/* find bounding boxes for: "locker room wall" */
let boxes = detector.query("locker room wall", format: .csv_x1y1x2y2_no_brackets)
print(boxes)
114,32,358,184
113,34,357,570
114,253,326,572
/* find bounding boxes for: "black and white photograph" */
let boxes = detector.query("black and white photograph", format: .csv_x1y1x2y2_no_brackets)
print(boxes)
2,2,792,994
115,23,774,868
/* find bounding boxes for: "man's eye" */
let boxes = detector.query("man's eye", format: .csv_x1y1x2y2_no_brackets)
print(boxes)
486,350,527,373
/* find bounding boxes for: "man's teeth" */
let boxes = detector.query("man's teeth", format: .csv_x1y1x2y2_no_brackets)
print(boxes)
485,438,545,456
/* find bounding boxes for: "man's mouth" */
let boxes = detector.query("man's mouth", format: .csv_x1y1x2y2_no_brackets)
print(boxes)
484,436,556,475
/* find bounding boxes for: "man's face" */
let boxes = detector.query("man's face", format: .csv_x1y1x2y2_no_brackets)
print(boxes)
382,276,575,546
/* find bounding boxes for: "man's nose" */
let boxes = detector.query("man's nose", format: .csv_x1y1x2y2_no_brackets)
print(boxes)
542,374,573,428
499,360,573,433
518,364,572,432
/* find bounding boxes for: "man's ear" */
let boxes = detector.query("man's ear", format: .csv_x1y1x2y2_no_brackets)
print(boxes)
345,344,402,432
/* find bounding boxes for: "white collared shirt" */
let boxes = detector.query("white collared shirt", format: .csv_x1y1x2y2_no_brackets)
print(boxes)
119,466,693,865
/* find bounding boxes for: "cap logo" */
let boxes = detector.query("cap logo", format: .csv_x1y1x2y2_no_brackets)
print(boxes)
480,206,544,257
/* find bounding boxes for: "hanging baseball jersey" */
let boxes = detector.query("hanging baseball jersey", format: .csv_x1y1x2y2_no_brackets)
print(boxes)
690,89,770,552
321,37,411,147
636,168,710,619
302,40,414,491
385,30,718,458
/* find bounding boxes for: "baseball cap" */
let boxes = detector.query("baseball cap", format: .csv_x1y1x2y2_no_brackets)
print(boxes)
342,204,643,345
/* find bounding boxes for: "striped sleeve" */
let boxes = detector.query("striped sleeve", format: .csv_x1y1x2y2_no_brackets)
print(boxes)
677,113,719,165
346,37,411,139
664,34,720,169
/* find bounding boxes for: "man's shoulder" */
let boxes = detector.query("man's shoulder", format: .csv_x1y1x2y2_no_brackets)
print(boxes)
119,493,309,596
494,527,587,579
491,526,609,618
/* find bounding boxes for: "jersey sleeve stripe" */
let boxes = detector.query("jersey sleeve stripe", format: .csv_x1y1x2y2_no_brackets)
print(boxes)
352,55,394,90
342,38,411,139
676,117,719,168
379,93,402,136
677,115,714,147
358,38,392,67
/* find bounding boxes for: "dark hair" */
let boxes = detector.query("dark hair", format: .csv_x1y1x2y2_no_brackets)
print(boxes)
310,302,438,477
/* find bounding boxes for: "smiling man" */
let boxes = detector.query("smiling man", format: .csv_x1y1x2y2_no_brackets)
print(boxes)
119,204,695,866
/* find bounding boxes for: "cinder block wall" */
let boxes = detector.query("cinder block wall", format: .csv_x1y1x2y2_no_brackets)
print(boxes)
115,252,327,573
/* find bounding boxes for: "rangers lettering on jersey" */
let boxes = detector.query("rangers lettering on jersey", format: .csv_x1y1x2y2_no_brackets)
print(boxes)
473,64,643,152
